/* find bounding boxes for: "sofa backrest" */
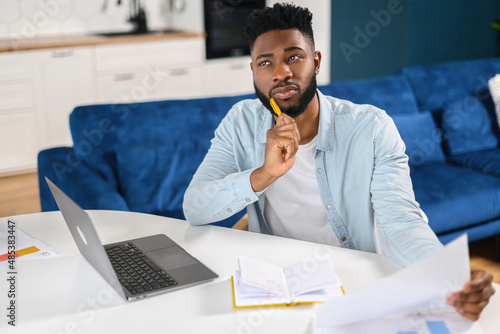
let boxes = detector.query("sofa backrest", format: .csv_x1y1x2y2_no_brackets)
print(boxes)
320,74,443,167
319,74,420,116
400,57,500,113
401,58,500,161
69,93,255,220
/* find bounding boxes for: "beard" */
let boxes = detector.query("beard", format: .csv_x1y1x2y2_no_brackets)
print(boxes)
254,72,318,118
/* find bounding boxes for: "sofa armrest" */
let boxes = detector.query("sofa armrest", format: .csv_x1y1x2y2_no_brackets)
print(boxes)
37,147,129,212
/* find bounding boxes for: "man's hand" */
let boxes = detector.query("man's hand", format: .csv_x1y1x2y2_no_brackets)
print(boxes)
446,269,495,321
250,113,300,192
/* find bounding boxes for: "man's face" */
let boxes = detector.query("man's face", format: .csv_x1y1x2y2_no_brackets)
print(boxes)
250,29,320,118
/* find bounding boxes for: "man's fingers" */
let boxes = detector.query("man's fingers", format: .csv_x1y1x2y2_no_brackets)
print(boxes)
283,138,297,161
272,121,300,153
463,270,494,293
273,123,298,135
276,113,301,142
456,308,481,322
454,286,495,303
454,298,489,321
268,132,296,161
465,291,490,303
457,299,489,314
450,284,495,308
448,270,495,322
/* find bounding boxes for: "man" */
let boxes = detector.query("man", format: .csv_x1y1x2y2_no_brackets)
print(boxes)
183,3,494,320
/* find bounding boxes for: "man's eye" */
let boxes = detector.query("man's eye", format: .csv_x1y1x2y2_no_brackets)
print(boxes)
259,60,270,66
289,55,302,61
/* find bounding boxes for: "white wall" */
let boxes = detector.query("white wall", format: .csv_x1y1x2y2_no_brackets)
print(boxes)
0,0,204,39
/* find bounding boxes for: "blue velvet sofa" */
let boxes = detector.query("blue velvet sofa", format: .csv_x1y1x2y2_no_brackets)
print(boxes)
38,57,500,243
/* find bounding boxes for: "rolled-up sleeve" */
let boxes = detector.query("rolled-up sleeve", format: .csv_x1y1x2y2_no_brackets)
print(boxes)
370,112,443,267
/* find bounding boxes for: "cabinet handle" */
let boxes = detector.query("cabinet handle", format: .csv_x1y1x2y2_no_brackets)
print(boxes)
113,73,135,81
51,50,74,58
168,68,189,76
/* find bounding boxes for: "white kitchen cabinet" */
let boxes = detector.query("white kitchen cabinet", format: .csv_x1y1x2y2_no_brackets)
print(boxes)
0,46,96,174
0,52,40,174
156,64,204,99
97,71,158,103
38,47,97,148
95,38,206,102
0,112,39,173
202,56,254,97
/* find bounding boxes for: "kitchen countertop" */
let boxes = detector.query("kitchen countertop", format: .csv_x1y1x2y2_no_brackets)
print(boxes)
0,31,205,53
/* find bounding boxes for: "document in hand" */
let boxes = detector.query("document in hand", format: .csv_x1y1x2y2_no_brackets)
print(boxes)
315,234,471,330
231,256,344,308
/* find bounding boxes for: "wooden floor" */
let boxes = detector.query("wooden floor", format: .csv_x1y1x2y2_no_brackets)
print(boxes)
1,172,500,284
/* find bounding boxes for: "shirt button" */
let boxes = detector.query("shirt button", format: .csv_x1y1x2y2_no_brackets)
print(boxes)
317,168,322,174
245,198,251,203
227,208,233,213
326,205,331,210
341,237,346,242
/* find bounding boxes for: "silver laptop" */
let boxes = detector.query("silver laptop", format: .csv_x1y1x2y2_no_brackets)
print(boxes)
45,177,218,301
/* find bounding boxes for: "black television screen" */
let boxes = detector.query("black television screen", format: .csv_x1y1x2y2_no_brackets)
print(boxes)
204,0,265,59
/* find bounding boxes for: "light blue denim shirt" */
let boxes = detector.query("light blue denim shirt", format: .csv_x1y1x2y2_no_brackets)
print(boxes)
183,90,443,267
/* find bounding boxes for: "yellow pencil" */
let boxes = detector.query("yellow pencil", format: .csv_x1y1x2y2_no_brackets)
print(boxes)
270,98,281,116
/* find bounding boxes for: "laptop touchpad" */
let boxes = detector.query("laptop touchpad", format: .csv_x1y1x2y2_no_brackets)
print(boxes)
146,247,198,270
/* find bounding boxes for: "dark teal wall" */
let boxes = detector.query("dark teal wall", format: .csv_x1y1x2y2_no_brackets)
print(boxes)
330,0,500,81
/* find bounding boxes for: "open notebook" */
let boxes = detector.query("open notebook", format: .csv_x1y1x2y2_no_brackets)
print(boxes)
231,256,344,308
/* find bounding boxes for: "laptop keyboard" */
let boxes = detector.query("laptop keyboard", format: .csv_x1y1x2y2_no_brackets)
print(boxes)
105,242,178,295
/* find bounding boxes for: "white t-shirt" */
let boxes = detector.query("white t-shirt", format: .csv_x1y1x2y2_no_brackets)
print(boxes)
264,135,341,246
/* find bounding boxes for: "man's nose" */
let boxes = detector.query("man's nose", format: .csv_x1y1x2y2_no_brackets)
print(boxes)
272,63,293,82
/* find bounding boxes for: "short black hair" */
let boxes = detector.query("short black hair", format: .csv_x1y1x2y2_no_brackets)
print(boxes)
244,3,314,51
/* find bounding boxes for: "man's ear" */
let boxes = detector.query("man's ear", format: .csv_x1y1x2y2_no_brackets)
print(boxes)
250,62,253,72
314,50,322,75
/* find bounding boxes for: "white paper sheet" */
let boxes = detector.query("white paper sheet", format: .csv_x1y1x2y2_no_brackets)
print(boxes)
238,256,289,297
315,234,470,328
0,220,59,271
317,308,484,334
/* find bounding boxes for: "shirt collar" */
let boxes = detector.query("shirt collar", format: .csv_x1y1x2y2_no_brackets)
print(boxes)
254,89,334,151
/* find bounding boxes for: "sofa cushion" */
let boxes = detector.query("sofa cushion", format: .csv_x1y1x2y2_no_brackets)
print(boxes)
401,57,500,112
441,96,498,155
448,148,500,178
319,74,420,116
391,112,445,167
410,163,500,235
116,139,209,219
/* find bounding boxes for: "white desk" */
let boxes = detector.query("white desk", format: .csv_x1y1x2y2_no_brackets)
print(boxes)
0,211,498,333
